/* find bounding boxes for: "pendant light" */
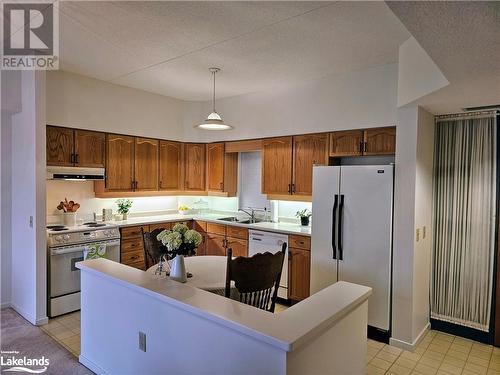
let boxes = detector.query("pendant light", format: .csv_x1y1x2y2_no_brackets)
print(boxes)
195,67,233,130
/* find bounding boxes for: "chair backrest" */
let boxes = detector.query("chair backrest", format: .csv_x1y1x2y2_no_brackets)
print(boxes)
225,242,287,313
142,228,168,269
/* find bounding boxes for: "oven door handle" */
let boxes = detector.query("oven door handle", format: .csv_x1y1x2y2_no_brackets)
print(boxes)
51,240,120,255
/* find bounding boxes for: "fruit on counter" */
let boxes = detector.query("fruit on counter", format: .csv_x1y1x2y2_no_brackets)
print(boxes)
178,205,190,211
57,198,80,213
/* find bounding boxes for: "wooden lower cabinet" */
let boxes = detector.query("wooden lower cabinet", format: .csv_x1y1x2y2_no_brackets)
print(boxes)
206,234,226,256
120,225,148,270
226,237,248,257
288,247,311,301
148,222,171,232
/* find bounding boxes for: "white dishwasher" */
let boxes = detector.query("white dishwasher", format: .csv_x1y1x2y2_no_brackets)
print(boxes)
248,230,289,299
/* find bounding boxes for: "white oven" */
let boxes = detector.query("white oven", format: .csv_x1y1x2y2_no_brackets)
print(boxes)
48,226,121,317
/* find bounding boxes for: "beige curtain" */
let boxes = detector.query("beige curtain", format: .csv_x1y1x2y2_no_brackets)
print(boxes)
431,115,497,331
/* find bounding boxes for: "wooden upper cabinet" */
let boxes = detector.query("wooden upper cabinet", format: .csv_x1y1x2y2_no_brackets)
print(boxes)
46,126,74,166
184,143,206,191
74,130,105,168
262,136,293,195
159,141,182,191
207,143,225,192
292,134,328,195
329,130,364,157
364,127,396,155
134,137,158,191
106,134,135,191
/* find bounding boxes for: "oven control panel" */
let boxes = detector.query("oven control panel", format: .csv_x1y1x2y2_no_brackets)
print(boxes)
48,227,120,247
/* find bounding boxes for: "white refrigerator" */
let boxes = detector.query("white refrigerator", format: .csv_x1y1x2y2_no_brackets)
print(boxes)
310,165,393,336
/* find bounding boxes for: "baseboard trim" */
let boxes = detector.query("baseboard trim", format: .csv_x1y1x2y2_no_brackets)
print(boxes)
389,323,430,352
1,302,11,309
10,302,36,325
36,316,48,326
79,355,107,375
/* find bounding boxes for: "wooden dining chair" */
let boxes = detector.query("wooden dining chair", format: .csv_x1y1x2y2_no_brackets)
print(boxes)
225,243,287,313
142,228,168,269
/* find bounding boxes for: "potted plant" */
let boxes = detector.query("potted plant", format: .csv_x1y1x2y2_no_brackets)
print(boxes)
157,223,202,282
296,209,312,226
116,199,132,220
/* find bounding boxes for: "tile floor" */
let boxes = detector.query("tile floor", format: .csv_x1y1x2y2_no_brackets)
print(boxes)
43,309,500,375
367,330,500,375
40,310,81,357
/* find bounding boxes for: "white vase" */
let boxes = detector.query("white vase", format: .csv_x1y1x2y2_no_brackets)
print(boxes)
63,212,77,227
170,255,187,283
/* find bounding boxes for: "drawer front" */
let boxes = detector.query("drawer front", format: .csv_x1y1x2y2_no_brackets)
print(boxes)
121,249,144,264
206,222,226,235
171,221,192,229
127,259,146,270
149,222,171,232
289,235,311,250
121,225,149,239
121,238,143,253
226,225,248,240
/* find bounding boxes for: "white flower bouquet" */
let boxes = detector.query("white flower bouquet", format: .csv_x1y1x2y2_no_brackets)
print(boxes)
157,223,202,258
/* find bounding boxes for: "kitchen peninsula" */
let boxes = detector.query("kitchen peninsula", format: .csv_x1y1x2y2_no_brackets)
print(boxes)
77,258,371,375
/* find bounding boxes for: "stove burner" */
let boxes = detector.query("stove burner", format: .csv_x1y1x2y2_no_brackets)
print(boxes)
47,225,67,230
85,223,106,228
50,227,68,231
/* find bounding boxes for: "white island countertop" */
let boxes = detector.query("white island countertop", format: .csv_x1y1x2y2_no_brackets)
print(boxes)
78,259,369,350
112,213,312,236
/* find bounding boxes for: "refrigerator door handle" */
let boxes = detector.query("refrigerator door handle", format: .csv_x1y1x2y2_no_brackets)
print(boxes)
338,194,344,260
332,194,338,259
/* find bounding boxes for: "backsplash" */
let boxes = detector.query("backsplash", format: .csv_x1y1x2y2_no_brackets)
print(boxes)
46,180,310,224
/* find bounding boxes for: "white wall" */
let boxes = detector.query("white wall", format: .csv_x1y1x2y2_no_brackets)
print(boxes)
391,106,434,350
412,107,434,338
46,71,186,140
183,64,399,142
397,37,449,108
1,114,12,307
10,71,47,325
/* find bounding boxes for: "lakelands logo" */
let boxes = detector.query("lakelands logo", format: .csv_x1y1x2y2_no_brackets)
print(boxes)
1,1,59,70
1,351,49,373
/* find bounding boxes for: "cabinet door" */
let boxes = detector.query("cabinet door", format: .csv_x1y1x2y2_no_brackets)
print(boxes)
159,141,182,190
364,127,396,155
329,130,364,157
292,134,328,195
207,143,225,191
46,126,74,166
289,248,311,301
206,234,226,256
197,234,207,256
184,143,206,191
74,130,105,168
262,136,293,195
106,134,135,191
135,137,159,191
226,237,248,257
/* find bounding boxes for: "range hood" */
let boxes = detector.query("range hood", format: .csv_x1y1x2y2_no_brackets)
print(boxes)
46,166,105,180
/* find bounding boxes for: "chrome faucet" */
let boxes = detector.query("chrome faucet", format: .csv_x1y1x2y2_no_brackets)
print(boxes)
238,208,256,222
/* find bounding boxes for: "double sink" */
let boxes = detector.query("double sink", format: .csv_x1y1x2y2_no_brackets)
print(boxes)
217,217,266,225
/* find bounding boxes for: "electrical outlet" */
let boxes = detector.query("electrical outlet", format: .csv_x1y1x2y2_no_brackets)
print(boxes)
139,331,146,352
29,216,33,228
416,228,420,242
422,226,426,239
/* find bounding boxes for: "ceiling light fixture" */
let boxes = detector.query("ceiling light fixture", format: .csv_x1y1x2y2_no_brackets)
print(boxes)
195,67,233,130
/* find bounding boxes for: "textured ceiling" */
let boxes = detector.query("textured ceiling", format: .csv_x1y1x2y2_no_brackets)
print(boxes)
58,1,410,101
387,1,500,113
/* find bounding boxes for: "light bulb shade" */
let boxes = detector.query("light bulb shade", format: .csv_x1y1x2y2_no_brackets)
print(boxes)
195,112,233,130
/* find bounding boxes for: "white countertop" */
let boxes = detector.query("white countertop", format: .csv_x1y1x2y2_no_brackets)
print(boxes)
77,258,371,351
113,213,312,236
